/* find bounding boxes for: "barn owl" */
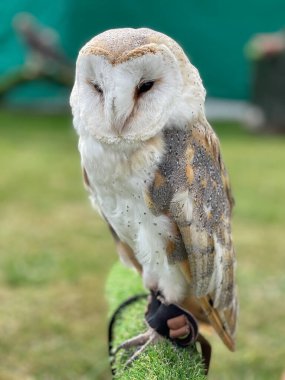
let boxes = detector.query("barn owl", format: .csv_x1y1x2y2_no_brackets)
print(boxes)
70,28,237,369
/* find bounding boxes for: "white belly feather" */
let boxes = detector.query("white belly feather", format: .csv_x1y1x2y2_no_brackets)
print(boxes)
79,136,189,303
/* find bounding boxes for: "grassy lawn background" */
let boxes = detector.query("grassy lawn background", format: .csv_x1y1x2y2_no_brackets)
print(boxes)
0,110,284,379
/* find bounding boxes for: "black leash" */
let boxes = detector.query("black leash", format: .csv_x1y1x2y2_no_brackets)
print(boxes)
108,293,148,375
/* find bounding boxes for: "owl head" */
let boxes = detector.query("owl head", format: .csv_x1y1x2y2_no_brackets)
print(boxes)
70,28,206,144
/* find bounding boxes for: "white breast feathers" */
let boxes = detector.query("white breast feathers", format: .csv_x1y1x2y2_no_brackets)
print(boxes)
78,134,189,303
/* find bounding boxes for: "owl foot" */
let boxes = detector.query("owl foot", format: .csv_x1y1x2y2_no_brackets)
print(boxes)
111,291,200,370
113,327,162,366
146,291,199,347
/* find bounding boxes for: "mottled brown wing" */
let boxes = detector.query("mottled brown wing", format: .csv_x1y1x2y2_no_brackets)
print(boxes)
167,122,237,351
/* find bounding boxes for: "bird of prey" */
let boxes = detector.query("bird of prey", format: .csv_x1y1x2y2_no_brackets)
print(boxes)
70,27,237,371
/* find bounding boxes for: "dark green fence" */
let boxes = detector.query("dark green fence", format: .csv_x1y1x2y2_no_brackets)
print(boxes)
1,0,284,105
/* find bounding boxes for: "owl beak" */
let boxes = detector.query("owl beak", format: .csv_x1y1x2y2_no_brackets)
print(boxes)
111,113,126,135
107,97,127,135
113,119,127,135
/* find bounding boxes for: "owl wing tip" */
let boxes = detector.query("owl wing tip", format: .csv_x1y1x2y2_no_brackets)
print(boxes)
199,297,236,352
224,335,236,352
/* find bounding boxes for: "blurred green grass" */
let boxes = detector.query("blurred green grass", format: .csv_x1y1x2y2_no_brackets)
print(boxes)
0,110,285,379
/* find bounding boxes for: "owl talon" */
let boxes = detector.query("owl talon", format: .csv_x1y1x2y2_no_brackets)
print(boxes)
113,328,162,366
124,330,160,367
113,330,152,355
